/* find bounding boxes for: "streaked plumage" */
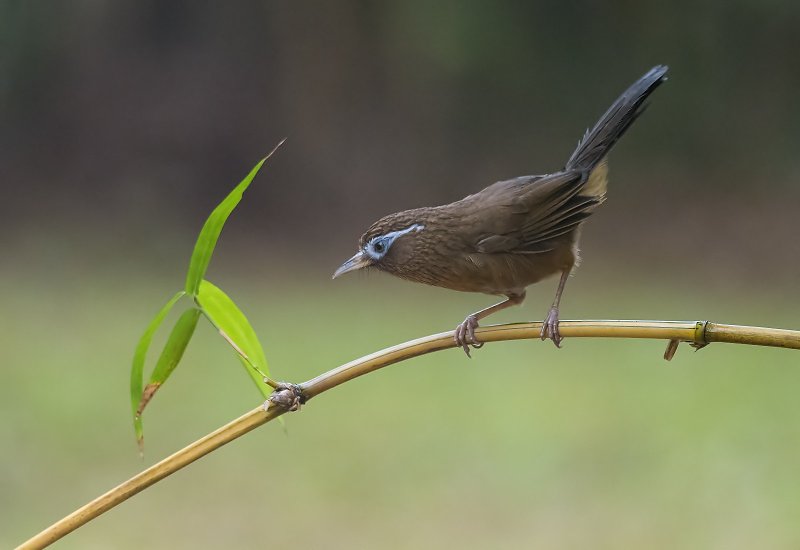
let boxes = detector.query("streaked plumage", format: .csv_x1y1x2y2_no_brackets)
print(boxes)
335,66,668,356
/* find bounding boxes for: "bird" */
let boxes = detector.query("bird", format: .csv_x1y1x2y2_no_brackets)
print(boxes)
333,65,668,357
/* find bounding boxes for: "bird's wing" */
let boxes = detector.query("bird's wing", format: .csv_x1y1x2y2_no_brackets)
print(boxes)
470,168,605,254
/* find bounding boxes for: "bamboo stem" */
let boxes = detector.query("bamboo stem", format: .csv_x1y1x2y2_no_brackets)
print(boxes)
18,407,283,550
17,320,800,549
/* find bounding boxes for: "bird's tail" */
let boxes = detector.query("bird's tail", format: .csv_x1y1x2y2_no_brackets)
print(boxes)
566,65,668,173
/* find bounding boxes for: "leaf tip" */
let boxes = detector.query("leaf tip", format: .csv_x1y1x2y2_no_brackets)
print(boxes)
263,138,287,162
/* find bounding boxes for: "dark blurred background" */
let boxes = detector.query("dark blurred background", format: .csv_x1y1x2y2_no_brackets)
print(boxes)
3,1,800,277
3,2,800,548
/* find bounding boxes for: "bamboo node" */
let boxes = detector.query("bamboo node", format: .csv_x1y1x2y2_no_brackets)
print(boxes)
691,321,709,351
264,382,305,412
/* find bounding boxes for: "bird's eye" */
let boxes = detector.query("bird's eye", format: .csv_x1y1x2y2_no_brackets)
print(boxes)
373,241,385,253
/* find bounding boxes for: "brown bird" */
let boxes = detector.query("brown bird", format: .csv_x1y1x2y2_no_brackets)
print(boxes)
334,66,668,356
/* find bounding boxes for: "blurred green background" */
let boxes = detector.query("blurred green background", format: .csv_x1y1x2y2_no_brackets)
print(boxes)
3,2,800,548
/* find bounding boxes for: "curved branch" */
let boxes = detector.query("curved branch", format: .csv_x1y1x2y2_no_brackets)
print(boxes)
18,320,800,549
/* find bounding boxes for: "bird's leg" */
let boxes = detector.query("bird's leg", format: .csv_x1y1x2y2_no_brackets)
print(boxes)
541,269,570,347
455,292,525,357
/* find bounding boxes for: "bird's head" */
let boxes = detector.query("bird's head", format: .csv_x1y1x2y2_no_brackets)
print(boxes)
333,214,426,279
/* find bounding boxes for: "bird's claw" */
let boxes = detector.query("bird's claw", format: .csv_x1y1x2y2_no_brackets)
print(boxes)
540,306,563,348
455,314,483,358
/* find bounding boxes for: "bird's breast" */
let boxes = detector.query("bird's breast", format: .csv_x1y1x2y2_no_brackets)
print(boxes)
387,236,576,296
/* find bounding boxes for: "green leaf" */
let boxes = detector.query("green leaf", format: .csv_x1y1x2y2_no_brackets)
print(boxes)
138,308,202,416
130,290,186,450
184,141,285,296
196,279,271,398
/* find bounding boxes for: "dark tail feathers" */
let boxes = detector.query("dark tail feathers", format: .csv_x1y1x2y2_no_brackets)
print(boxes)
566,65,668,172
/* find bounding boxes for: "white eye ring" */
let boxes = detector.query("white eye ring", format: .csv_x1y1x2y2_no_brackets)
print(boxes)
364,224,424,260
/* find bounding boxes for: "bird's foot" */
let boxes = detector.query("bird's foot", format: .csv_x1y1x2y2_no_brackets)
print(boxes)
455,314,484,358
540,306,563,348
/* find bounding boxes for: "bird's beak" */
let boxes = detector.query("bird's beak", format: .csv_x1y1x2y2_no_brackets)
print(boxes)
332,251,372,279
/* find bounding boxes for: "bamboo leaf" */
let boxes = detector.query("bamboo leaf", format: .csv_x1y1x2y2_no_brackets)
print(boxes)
184,141,285,296
138,308,202,420
130,291,186,450
196,279,271,398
